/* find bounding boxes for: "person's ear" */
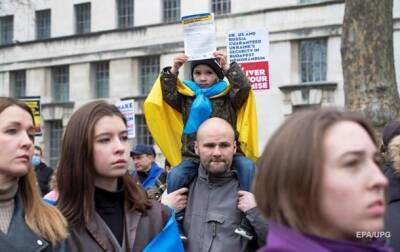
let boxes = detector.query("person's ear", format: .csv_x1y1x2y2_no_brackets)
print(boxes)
195,141,199,155
233,140,237,154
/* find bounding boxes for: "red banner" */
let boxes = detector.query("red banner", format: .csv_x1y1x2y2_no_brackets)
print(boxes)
239,61,270,90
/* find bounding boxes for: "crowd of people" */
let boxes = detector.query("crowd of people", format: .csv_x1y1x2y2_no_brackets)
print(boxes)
1,49,400,252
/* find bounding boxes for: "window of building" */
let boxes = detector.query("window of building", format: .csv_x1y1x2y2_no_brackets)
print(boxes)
135,114,153,145
117,0,134,28
139,56,159,94
163,0,180,22
94,61,109,98
0,15,13,45
36,9,51,39
48,120,63,168
52,66,69,102
75,3,91,34
10,70,26,98
211,0,231,15
300,39,327,83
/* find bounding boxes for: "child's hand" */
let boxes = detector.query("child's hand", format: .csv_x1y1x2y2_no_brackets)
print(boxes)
171,54,189,74
237,190,257,213
213,50,230,72
161,187,188,213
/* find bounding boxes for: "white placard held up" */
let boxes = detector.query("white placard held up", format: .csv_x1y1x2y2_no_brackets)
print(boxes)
115,99,135,139
182,13,216,61
227,29,270,90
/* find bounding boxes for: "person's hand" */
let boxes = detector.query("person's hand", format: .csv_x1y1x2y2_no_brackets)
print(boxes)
146,187,163,200
147,188,158,199
161,187,188,213
213,50,230,72
171,54,189,74
237,190,257,213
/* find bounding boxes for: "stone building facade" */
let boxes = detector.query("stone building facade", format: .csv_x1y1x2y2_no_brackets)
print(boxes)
1,0,399,165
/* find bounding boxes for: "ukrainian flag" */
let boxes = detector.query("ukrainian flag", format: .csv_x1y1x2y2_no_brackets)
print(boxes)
143,210,185,252
144,76,259,167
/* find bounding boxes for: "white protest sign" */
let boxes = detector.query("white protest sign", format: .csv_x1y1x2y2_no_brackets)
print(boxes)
182,13,216,60
115,99,135,139
227,29,270,90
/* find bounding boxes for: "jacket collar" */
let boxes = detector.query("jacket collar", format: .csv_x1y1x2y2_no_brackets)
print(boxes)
85,203,142,252
198,163,236,186
141,163,163,189
0,191,49,251
86,213,116,251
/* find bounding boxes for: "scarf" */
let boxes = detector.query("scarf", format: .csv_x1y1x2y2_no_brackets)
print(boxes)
182,80,229,134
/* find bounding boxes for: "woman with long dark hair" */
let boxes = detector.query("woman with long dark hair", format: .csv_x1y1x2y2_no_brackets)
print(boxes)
57,100,182,251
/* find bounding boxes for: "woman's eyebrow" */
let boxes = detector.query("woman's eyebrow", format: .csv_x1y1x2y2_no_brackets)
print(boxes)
339,150,364,159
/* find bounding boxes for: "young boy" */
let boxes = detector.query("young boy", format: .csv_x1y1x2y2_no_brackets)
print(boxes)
160,50,257,240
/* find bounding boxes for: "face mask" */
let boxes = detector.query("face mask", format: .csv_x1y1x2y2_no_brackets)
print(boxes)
32,155,41,166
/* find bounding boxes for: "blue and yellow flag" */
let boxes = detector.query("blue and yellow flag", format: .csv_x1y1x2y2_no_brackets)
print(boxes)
143,211,184,252
144,76,259,167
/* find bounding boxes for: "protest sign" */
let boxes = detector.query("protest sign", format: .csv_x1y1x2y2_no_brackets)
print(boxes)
182,13,216,60
227,29,270,90
116,99,135,139
20,96,42,135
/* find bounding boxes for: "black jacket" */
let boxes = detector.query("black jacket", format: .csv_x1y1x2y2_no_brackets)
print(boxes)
383,162,400,252
0,191,69,251
35,161,54,196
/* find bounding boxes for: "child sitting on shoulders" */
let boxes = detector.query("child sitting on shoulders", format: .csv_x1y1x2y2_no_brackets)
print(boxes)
160,50,258,240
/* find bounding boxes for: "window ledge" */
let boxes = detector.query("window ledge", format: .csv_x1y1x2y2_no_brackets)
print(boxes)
279,82,337,114
279,82,337,92
41,101,75,121
42,101,75,108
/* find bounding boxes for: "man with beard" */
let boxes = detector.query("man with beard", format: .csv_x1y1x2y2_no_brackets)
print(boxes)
174,117,267,251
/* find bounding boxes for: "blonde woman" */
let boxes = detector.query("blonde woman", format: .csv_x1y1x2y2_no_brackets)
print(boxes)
0,97,68,251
